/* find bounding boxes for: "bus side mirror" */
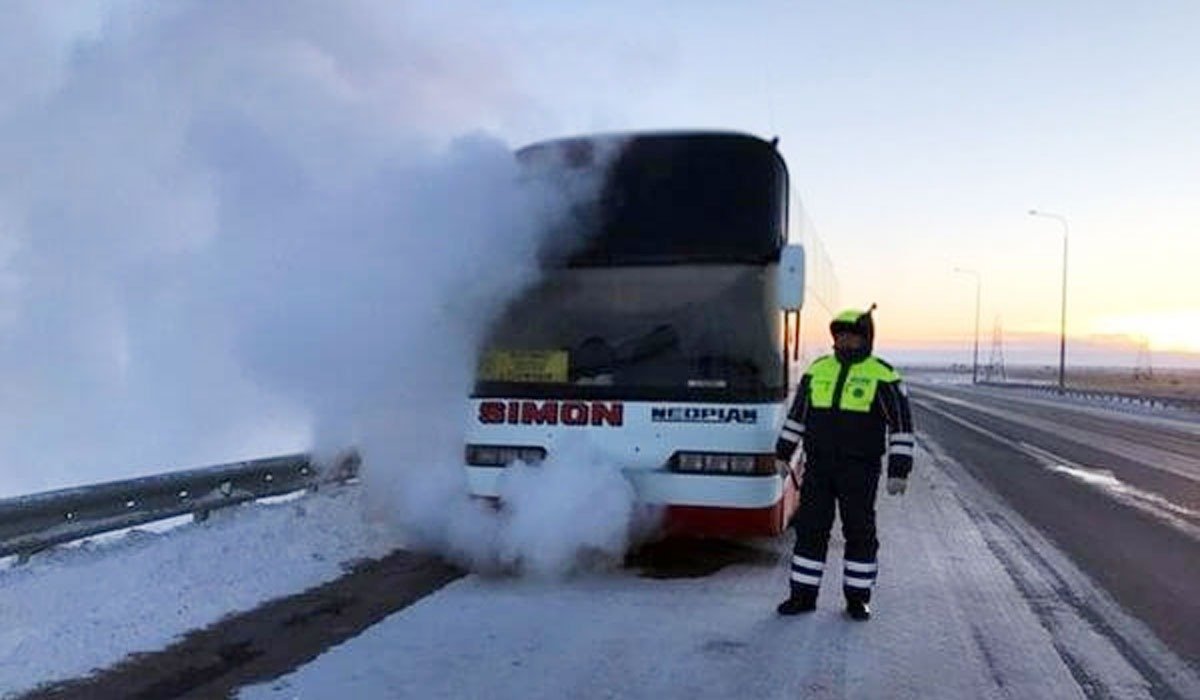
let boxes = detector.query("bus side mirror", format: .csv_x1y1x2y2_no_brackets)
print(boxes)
777,244,805,310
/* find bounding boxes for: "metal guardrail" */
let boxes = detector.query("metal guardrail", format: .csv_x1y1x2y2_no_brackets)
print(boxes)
978,381,1200,413
0,452,359,563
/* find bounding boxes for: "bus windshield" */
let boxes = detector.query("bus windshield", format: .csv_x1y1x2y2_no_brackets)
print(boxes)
475,264,784,402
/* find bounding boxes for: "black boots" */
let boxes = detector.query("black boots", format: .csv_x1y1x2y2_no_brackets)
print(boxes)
776,591,817,616
845,599,871,621
778,590,873,620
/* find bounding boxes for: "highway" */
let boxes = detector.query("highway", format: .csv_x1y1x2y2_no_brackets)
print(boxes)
912,382,1200,666
13,383,1200,698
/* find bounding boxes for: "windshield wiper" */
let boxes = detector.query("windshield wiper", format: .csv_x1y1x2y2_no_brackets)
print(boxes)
615,324,680,366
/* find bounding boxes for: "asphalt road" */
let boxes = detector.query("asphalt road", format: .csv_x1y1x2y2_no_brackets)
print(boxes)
912,383,1200,667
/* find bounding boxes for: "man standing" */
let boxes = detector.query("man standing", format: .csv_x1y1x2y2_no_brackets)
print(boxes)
775,306,913,621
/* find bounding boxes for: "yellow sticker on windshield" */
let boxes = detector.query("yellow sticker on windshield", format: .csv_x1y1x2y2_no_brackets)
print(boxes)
478,350,569,383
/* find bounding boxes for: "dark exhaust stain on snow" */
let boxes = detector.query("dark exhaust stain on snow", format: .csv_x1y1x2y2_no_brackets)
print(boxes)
20,550,462,700
627,537,778,579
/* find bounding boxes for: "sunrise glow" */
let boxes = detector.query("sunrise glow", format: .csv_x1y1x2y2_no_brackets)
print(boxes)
1091,312,1200,354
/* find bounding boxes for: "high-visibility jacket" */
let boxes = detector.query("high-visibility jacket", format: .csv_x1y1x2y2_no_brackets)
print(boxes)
775,354,914,478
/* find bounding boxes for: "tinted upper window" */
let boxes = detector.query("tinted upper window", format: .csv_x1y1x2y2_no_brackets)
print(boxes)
520,133,788,266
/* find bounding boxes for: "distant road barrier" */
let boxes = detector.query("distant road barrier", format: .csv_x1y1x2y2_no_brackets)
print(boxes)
0,452,359,563
978,381,1200,414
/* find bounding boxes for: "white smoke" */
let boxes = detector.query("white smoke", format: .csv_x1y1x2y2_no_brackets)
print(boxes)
497,442,641,577
0,2,645,576
393,435,650,579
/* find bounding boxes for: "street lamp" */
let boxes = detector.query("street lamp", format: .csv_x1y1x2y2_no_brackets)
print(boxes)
954,268,981,384
1028,209,1069,392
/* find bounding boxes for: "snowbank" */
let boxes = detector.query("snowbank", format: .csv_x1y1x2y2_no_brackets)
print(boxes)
0,487,393,697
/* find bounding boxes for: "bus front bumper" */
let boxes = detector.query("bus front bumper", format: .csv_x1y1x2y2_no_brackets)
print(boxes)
464,466,799,537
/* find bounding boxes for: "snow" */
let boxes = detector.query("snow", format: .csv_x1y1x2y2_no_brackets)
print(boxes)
0,486,396,698
239,445,1199,700
3,442,1195,699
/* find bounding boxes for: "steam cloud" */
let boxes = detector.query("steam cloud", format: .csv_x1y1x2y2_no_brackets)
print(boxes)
0,2,644,576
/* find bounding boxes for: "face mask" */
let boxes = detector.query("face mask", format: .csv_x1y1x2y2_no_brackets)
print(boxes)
834,344,869,363
833,332,869,362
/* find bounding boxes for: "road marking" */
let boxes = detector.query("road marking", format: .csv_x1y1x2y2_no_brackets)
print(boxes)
916,387,1200,483
915,397,1200,542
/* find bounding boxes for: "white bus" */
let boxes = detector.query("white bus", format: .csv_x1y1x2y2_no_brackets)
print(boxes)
465,131,832,537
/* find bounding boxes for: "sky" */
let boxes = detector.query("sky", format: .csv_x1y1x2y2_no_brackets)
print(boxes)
25,1,1200,364
0,1,1197,493
638,3,1195,367
0,1,574,493
458,0,1200,366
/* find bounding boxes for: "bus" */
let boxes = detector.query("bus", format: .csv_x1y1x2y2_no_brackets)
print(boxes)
464,131,835,537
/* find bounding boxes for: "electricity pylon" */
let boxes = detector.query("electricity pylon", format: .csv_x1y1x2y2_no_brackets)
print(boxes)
984,316,1007,382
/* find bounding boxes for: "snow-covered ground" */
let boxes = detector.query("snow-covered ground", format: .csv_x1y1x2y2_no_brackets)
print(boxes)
4,443,1197,699
0,486,396,698
239,445,1199,700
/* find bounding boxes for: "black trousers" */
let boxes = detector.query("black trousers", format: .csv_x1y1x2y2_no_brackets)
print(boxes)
788,455,881,603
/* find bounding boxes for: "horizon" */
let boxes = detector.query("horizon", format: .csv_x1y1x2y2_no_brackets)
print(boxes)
485,2,1200,361
877,331,1200,370
1,2,1197,495
11,3,1200,360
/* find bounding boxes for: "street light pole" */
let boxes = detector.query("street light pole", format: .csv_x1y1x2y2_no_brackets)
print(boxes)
1028,209,1069,393
954,268,981,384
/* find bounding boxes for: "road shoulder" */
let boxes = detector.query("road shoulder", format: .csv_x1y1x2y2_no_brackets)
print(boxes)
918,432,1200,698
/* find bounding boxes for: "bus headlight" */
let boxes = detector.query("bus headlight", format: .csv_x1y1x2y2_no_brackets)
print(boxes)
465,445,547,467
669,452,775,475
